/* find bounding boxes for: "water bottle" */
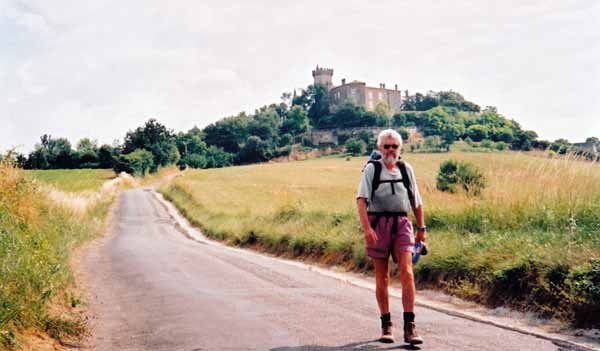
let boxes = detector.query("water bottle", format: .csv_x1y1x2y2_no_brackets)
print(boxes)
412,241,428,264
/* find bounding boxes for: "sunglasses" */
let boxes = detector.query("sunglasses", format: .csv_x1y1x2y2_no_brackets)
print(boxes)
383,144,399,150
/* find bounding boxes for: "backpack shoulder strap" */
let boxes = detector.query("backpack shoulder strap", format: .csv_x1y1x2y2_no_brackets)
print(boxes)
368,160,382,201
397,160,416,212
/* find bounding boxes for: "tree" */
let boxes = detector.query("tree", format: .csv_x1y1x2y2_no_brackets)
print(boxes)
345,138,366,156
306,84,330,128
98,144,117,168
176,133,208,158
330,100,364,128
113,149,155,176
26,135,76,169
491,127,514,143
512,130,538,151
374,101,392,126
203,113,251,153
415,92,439,111
205,146,233,168
533,140,551,150
420,107,448,136
438,91,480,112
466,124,490,142
397,128,410,142
52,138,75,169
550,138,571,154
175,132,209,168
392,113,407,126
281,105,308,135
180,153,207,169
76,138,99,168
123,119,179,171
238,136,270,164
440,123,462,147
249,107,280,142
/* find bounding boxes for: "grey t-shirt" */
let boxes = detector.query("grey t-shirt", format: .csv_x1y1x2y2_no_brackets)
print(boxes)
356,160,423,213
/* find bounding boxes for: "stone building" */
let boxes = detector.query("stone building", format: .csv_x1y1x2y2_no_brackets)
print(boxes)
312,65,403,114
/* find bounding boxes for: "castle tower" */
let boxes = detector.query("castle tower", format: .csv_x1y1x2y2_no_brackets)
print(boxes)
312,65,334,91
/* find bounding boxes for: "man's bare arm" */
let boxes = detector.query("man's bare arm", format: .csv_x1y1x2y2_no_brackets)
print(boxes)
357,198,377,245
414,205,426,242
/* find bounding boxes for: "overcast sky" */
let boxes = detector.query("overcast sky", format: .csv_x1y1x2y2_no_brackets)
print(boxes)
1,0,598,153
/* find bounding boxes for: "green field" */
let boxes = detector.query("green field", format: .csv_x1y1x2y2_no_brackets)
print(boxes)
25,169,116,193
160,152,600,327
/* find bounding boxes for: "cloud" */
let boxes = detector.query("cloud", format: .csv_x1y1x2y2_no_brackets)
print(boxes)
1,0,598,154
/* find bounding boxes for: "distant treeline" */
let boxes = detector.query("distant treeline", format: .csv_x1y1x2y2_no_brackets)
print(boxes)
5,85,598,174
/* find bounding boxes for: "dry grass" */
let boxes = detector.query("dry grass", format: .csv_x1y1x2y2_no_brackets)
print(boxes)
0,162,123,350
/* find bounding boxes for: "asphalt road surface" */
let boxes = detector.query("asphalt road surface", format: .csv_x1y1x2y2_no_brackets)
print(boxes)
82,189,565,351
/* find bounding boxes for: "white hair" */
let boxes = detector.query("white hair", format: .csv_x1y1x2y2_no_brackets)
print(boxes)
376,129,403,148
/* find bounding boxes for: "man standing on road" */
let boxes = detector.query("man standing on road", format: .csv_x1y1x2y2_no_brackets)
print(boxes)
356,129,426,345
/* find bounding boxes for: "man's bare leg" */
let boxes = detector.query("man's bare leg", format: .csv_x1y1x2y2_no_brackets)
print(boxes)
372,257,394,343
397,252,415,312
372,257,390,314
397,251,423,344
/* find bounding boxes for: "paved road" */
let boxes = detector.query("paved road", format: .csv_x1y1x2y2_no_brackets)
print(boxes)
82,189,563,350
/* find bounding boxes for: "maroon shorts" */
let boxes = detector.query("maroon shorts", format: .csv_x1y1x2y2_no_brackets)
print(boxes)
366,214,414,263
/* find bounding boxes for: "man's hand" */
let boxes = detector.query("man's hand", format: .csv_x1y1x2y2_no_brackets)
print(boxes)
416,228,427,243
364,227,378,246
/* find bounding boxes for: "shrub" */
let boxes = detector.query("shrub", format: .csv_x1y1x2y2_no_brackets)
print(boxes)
495,141,506,151
301,136,314,148
436,159,459,193
180,153,208,169
205,146,233,168
424,136,443,150
398,128,410,142
345,138,366,156
436,159,486,196
113,149,155,176
480,139,494,149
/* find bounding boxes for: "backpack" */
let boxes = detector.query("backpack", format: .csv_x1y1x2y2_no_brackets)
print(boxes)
364,155,416,212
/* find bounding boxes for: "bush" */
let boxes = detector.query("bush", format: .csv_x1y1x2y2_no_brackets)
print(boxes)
480,139,494,149
113,149,155,176
301,136,314,148
466,124,490,142
436,159,459,193
345,138,366,156
398,128,410,142
180,153,208,169
205,146,233,168
495,141,506,151
436,159,486,196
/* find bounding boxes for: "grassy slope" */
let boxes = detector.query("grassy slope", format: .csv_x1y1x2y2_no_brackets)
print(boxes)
160,152,600,327
0,165,117,349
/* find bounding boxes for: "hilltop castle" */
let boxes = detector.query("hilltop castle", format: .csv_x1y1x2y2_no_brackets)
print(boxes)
312,65,403,114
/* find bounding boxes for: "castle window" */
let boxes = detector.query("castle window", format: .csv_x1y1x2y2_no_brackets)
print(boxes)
351,88,357,96
378,92,384,100
368,91,373,99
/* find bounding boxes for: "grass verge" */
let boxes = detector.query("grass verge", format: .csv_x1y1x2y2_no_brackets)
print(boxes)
0,163,125,350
